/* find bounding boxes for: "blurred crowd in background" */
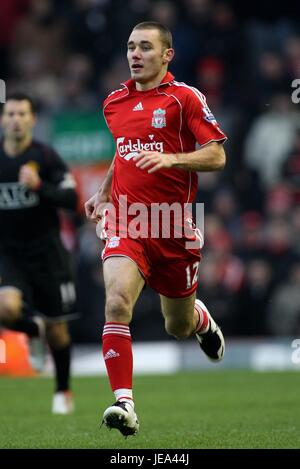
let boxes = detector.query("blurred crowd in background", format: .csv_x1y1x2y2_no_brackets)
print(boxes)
1,0,300,341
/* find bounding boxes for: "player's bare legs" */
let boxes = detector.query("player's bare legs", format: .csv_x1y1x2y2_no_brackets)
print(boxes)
103,257,145,324
46,321,70,349
0,287,23,323
160,292,198,338
0,287,73,412
0,287,47,389
160,293,225,361
0,286,45,347
102,256,145,436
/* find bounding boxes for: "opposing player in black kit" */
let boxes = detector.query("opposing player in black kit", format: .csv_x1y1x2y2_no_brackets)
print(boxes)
0,93,78,414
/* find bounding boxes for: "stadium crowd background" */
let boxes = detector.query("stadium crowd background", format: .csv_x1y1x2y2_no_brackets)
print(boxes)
1,0,300,343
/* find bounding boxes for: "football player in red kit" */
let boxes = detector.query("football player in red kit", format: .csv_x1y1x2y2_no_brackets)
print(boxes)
85,22,227,436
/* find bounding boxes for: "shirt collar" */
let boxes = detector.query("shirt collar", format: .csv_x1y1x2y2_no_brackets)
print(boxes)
122,71,175,91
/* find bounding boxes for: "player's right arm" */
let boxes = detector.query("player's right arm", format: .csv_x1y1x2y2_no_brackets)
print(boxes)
86,86,126,222
84,155,115,222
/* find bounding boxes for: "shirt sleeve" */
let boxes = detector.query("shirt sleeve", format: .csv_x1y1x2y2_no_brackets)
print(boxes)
43,148,73,185
184,88,227,146
37,147,78,210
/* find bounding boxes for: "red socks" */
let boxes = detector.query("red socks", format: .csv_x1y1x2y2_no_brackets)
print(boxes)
102,322,133,402
102,304,208,403
194,301,209,334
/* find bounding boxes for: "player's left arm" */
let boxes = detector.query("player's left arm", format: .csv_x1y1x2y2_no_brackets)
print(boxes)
133,142,226,173
19,149,78,210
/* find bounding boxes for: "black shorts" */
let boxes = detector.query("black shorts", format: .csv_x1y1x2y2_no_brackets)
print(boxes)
0,235,78,322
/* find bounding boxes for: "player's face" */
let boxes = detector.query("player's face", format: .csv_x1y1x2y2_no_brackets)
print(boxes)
127,28,173,88
1,100,36,141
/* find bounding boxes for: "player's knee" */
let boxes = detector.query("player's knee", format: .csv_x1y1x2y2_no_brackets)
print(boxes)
105,293,132,323
0,288,22,322
46,322,70,348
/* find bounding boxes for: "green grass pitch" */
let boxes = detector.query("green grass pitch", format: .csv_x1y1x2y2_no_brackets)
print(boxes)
0,371,299,449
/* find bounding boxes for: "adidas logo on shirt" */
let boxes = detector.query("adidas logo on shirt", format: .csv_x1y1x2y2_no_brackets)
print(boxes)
104,349,120,360
133,102,143,111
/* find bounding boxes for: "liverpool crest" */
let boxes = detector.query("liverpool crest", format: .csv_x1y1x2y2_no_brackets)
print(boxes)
152,108,166,128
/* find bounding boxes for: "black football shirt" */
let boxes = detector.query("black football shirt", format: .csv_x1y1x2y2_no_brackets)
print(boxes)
0,139,77,255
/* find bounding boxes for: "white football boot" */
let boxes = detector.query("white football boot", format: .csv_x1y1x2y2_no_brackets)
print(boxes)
52,391,74,415
103,401,139,436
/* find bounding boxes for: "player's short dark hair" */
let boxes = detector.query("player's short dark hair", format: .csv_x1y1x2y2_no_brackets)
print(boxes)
133,22,173,49
1,92,37,114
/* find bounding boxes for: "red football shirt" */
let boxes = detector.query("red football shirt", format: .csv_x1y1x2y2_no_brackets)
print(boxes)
103,71,227,207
